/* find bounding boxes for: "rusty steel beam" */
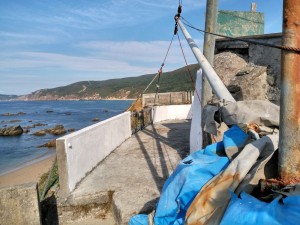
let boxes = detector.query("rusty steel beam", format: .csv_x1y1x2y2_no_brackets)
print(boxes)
278,0,300,185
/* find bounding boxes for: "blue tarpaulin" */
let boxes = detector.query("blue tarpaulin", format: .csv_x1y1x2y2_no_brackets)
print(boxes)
129,125,300,225
221,192,300,225
129,126,246,225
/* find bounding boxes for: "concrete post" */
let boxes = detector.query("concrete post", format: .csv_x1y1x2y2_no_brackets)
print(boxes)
278,0,300,185
202,0,219,106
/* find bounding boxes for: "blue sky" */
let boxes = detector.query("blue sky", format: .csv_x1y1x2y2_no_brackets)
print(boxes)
0,0,283,95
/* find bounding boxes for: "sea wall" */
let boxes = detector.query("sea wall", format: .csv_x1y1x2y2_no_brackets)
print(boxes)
0,182,41,225
57,112,131,197
142,91,193,107
152,105,192,123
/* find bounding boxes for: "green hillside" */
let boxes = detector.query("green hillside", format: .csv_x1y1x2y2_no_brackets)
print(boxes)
24,64,200,100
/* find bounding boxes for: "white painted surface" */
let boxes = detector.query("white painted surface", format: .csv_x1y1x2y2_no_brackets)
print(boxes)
190,69,203,153
152,105,192,123
57,112,131,192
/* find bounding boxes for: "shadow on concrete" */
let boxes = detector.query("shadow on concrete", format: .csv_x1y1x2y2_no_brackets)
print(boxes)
142,122,191,159
41,195,59,225
138,197,160,215
135,132,166,192
135,121,190,193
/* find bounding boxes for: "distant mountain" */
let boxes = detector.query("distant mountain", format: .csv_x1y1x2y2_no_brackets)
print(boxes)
18,64,200,101
0,94,19,101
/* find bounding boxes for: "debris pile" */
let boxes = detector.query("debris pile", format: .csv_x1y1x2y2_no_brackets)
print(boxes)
213,52,280,104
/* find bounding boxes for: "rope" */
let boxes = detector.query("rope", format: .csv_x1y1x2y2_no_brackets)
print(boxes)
181,17,300,54
153,68,162,106
127,34,175,111
176,33,202,105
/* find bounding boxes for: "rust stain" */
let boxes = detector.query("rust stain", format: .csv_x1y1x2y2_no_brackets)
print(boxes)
247,123,260,133
185,172,240,225
280,0,300,185
282,1,300,123
280,170,300,186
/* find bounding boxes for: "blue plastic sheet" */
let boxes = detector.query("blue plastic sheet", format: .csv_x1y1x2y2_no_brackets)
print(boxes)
129,214,149,225
129,126,247,225
221,192,300,225
153,142,229,225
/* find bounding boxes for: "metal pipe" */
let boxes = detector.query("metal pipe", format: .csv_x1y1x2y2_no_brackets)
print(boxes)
177,19,236,103
202,0,219,106
278,0,300,185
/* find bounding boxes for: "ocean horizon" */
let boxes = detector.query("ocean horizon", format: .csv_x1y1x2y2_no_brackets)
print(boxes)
0,100,132,175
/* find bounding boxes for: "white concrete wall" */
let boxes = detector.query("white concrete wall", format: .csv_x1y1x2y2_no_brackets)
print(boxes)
190,69,203,153
57,112,131,193
152,105,192,123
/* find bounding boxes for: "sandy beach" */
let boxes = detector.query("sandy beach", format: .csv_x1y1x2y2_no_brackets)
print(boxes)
0,154,56,188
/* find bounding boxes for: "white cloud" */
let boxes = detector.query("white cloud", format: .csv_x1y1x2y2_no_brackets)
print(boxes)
0,32,56,46
78,39,201,66
0,37,203,81
0,51,155,74
0,0,205,30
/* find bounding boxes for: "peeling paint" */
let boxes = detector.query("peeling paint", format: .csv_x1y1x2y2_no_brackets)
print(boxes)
217,10,264,37
279,0,300,185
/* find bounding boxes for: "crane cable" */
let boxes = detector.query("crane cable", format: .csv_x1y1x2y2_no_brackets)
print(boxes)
174,2,202,106
176,33,202,105
127,34,175,111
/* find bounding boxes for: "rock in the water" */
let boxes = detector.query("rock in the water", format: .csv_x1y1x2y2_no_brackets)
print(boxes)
9,120,21,123
33,130,47,136
38,139,56,148
33,123,47,127
92,118,100,122
23,129,30,133
0,125,23,136
68,128,75,132
0,112,26,116
46,125,66,135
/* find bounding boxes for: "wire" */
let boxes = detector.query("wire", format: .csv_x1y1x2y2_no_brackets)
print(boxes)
181,17,300,54
176,33,202,105
140,34,175,96
127,34,175,111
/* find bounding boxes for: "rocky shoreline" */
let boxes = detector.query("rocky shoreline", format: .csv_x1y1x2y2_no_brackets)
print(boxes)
0,98,135,102
0,108,108,149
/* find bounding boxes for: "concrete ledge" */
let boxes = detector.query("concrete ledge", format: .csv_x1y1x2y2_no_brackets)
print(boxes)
57,112,131,198
152,105,192,123
0,182,41,225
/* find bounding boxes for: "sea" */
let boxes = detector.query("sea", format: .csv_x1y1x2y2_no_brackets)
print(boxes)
0,100,132,175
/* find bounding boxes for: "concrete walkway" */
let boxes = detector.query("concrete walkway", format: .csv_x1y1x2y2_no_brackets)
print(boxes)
60,120,190,225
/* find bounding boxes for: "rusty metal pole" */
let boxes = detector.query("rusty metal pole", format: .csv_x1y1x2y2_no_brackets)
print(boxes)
278,0,300,185
202,0,219,105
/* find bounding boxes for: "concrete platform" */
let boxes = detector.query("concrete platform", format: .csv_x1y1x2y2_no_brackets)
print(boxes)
59,120,190,225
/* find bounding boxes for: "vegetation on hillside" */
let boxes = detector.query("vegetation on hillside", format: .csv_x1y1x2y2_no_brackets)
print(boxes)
22,64,200,100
